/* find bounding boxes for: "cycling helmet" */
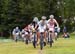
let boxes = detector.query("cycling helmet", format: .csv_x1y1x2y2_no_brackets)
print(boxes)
49,15,54,19
33,17,39,22
15,27,19,29
41,16,46,20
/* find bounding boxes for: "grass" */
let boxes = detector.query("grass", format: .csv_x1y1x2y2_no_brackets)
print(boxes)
0,34,75,54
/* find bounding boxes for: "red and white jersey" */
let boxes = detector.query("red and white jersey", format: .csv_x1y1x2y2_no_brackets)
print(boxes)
47,19,57,32
24,25,31,31
47,19,56,28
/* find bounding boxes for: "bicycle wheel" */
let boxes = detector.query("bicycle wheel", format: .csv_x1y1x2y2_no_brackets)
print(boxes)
33,33,37,48
49,33,53,47
15,36,18,42
40,33,44,50
25,36,28,44
33,41,36,48
15,38,18,42
25,39,28,44
40,42,43,50
50,40,53,47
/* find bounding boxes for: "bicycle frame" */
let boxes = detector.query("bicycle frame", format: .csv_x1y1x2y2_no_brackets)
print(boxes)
32,30,37,48
47,30,53,47
40,32,44,50
49,31,53,42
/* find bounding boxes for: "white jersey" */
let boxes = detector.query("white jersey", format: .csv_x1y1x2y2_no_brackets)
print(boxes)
12,28,20,36
38,20,48,25
38,25,46,32
38,20,47,32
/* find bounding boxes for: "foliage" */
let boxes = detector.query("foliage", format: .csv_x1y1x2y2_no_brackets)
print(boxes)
0,0,75,37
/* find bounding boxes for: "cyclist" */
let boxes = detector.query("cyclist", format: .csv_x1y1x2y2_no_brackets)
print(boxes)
31,17,39,46
54,26,59,40
31,17,39,32
21,29,26,42
12,27,20,42
24,24,31,43
47,15,59,40
37,16,48,46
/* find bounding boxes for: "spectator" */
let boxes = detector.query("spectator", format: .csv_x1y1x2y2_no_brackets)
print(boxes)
63,26,67,33
63,32,70,38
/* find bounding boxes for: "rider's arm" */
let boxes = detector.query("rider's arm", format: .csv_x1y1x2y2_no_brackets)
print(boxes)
47,19,50,24
12,29,15,35
54,19,59,27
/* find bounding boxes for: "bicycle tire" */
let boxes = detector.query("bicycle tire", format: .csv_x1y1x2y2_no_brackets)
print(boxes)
33,41,36,48
40,33,44,50
15,37,18,42
25,39,28,44
50,42,52,47
49,33,53,47
40,42,43,50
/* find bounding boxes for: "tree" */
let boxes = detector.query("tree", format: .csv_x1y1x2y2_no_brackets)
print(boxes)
1,0,75,37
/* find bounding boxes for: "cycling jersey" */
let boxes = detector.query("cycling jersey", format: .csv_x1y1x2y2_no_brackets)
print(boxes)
38,24,46,32
12,28,20,35
24,25,31,32
38,20,48,26
38,20,47,32
47,19,57,32
47,19,56,28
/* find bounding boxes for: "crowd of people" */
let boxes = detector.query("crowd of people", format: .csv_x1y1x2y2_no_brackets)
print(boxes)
12,15,62,49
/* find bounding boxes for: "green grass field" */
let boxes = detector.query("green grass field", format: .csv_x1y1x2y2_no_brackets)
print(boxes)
0,33,75,54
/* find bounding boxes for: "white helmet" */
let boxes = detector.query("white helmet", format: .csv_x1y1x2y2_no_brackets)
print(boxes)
41,16,46,20
33,17,39,22
22,29,25,32
16,27,19,29
49,15,54,19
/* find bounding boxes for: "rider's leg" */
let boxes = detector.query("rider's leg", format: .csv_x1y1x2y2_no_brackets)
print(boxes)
28,33,31,42
51,28,55,39
13,35,15,40
43,32,47,46
44,32,47,42
37,32,40,45
37,32,40,42
55,32,58,40
50,31,54,39
49,27,55,39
